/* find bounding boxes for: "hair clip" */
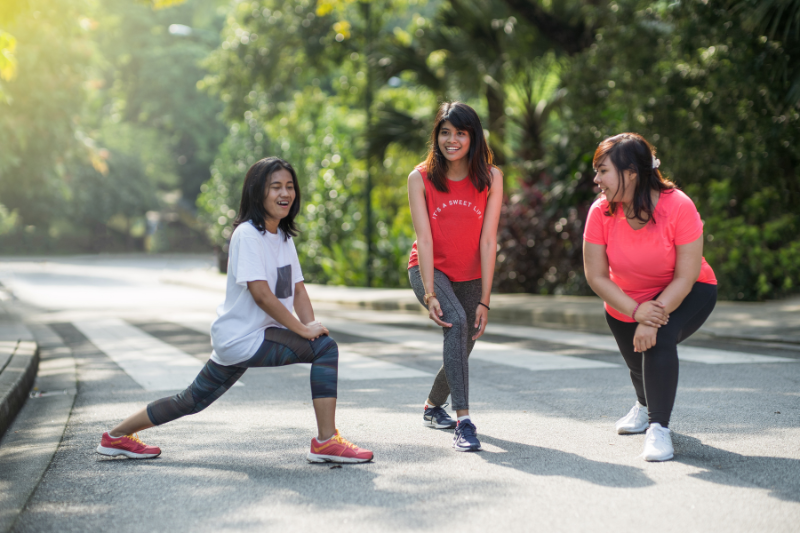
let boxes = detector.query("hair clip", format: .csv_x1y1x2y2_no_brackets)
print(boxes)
652,156,661,169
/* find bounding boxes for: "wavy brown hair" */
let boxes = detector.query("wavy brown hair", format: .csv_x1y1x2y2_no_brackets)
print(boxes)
424,102,494,193
593,132,675,224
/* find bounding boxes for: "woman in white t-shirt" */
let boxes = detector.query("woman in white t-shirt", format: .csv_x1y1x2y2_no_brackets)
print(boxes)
95,157,373,464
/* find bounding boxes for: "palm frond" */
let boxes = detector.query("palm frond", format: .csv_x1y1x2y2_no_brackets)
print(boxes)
367,107,428,160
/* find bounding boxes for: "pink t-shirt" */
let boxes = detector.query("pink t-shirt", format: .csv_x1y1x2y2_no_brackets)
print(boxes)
583,188,717,322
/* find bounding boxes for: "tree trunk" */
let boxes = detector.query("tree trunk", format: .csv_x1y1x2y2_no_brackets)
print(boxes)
486,83,506,167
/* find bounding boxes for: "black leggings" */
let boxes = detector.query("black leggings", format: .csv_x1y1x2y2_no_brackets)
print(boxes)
606,282,717,428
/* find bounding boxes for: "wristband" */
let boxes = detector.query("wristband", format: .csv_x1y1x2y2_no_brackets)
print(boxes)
478,302,490,311
631,302,642,322
423,292,437,305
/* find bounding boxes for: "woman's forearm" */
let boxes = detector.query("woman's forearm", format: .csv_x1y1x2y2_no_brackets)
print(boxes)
479,238,496,304
657,238,704,313
293,282,316,324
655,277,695,314
416,238,437,296
588,275,640,318
248,281,308,336
257,294,308,335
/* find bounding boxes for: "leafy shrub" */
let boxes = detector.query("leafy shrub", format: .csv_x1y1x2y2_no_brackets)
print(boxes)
494,178,591,295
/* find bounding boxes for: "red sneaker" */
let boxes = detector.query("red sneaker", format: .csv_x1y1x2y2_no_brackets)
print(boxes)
96,432,161,459
307,429,373,463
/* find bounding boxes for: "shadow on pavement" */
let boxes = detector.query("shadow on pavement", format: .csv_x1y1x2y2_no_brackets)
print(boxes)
673,433,800,503
478,434,654,488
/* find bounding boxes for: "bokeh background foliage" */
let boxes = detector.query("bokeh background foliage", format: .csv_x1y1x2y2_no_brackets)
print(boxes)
1,0,799,300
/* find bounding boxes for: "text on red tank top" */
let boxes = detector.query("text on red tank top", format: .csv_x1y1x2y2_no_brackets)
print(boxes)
431,195,484,220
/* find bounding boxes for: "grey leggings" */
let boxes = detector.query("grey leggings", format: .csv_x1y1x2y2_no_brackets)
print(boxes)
409,266,482,411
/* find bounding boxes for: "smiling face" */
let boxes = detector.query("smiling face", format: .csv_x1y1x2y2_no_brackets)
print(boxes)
262,168,296,227
593,156,636,204
437,120,471,164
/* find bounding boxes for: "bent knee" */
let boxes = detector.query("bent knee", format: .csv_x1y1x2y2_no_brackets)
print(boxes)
312,335,339,358
447,314,469,333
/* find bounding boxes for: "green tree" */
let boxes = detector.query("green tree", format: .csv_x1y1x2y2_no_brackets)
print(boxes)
0,0,92,231
539,0,800,299
92,0,227,203
199,0,432,286
1,0,224,253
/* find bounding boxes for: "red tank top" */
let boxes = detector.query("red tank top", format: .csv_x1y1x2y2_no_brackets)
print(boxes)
408,166,489,281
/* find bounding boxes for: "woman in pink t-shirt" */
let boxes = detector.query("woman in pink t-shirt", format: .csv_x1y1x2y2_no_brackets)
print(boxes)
583,133,717,462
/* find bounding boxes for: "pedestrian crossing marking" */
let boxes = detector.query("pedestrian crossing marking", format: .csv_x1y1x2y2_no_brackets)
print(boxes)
166,312,794,369
163,315,432,380
72,318,236,391
484,324,797,365
337,349,432,380
318,309,797,365
321,319,620,372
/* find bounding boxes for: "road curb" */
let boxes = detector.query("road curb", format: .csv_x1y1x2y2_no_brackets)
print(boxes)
0,324,76,533
0,341,39,440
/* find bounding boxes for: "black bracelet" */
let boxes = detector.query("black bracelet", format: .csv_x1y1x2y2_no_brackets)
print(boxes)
478,302,490,311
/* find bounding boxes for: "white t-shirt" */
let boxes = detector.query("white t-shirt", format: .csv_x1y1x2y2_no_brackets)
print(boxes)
210,221,304,365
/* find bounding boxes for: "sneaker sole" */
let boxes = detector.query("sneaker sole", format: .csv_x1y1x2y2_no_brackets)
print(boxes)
617,423,649,435
423,419,456,429
96,445,160,459
306,452,373,464
452,444,482,452
642,452,674,462
453,446,482,452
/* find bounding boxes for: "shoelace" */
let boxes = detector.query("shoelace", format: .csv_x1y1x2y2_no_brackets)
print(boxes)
331,433,358,450
457,421,477,438
126,433,146,445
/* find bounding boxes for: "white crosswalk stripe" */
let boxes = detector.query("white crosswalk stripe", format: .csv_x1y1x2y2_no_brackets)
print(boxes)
321,318,620,372
319,309,796,365
484,323,797,364
73,318,212,391
336,350,432,379
315,309,797,365
164,315,431,380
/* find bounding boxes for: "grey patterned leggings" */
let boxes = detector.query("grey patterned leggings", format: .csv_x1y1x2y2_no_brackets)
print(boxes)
409,266,482,411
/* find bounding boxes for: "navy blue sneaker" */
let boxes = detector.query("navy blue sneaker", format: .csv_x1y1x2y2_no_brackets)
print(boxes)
423,403,457,429
453,419,481,452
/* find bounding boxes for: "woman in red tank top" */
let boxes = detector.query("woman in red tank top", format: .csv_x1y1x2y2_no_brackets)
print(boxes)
407,102,503,452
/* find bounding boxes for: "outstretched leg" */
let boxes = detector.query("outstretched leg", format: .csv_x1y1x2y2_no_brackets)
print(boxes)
98,360,245,458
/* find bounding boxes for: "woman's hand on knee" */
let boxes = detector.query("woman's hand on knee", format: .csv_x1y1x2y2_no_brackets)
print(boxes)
428,297,452,328
303,321,329,340
635,301,669,328
633,324,658,352
472,305,488,341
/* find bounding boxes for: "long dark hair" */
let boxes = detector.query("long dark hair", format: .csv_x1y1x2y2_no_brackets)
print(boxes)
592,132,675,224
424,102,494,193
233,157,300,241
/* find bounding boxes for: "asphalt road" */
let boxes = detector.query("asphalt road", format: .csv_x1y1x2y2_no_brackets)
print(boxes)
0,255,798,533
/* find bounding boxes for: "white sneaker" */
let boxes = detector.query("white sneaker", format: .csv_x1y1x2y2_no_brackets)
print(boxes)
615,402,649,434
642,423,673,461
